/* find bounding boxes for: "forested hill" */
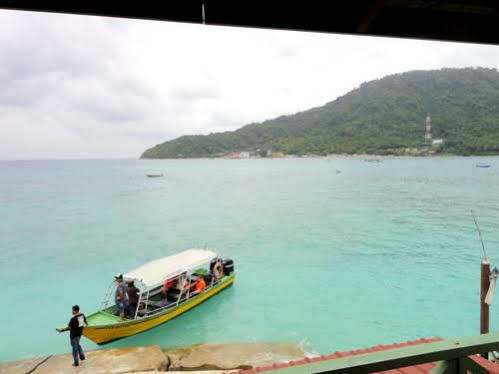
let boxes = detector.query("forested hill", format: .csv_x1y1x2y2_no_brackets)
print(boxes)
141,67,499,158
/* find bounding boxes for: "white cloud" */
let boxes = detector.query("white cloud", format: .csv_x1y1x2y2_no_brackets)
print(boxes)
1,9,499,159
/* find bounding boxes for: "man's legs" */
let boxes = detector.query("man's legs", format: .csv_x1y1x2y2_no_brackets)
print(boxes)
128,303,137,318
118,302,125,321
70,336,85,365
76,336,85,360
70,337,79,366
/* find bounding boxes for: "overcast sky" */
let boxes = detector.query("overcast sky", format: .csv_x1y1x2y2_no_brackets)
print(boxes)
2,10,499,159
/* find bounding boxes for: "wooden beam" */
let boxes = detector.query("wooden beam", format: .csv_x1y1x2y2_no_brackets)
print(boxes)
459,357,490,374
429,359,457,374
430,357,490,374
2,1,499,45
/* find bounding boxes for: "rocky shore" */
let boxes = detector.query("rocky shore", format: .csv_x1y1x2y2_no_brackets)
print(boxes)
0,342,308,373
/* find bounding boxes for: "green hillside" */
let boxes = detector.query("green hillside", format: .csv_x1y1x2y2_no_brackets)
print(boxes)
141,67,499,158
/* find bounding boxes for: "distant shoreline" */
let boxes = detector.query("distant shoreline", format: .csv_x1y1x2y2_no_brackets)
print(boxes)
1,154,496,162
140,153,498,161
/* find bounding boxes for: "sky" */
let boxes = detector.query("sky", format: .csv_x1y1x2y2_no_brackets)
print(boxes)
2,10,499,159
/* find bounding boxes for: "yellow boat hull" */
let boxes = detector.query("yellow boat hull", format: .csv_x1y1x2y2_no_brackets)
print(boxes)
83,274,235,344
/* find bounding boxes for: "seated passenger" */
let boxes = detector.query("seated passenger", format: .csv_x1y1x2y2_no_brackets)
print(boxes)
176,274,187,292
136,302,146,316
161,278,174,298
192,277,206,295
167,274,187,302
188,275,197,290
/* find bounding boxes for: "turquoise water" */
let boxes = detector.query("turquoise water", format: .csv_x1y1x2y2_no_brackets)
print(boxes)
1,157,499,362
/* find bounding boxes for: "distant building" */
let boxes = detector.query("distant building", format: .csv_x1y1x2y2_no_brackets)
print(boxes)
266,149,272,157
239,152,250,158
425,114,432,143
432,139,444,145
223,152,240,159
271,151,284,158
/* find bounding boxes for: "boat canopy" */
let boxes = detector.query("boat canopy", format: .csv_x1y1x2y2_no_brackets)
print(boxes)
124,248,217,288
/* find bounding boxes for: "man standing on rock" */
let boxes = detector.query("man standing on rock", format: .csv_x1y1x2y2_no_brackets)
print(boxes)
56,305,88,367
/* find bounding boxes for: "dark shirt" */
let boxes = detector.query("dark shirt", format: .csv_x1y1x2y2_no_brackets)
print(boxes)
68,313,87,339
127,285,140,305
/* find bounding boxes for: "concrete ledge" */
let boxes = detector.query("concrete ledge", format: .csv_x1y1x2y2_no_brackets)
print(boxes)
0,342,306,373
0,345,168,374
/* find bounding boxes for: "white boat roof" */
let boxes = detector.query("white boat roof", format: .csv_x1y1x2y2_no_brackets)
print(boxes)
124,248,217,288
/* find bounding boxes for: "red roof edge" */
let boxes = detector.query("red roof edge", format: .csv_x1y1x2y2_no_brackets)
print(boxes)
237,337,499,374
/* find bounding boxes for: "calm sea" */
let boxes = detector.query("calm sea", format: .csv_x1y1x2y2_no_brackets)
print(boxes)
1,157,499,362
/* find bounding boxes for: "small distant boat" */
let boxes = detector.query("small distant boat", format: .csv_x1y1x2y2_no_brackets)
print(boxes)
146,173,164,178
476,163,491,168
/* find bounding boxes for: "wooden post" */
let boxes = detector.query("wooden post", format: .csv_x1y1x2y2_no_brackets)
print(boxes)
481,260,490,360
481,260,490,335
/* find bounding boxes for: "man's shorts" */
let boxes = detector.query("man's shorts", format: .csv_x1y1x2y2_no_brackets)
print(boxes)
117,301,126,314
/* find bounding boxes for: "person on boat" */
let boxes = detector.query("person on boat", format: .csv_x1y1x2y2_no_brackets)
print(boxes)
114,274,129,321
160,278,174,300
56,305,87,367
192,276,206,295
126,280,140,319
168,273,187,301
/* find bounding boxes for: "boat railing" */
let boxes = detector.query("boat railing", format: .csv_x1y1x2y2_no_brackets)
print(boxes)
134,288,150,319
101,281,116,309
139,275,228,318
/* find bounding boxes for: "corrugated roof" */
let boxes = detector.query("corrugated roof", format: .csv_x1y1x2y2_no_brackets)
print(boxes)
239,338,445,374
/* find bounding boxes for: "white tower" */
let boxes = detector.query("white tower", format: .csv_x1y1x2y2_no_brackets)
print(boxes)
425,114,432,143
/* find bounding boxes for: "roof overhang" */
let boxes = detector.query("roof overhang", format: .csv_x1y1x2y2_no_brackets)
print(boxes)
1,1,499,45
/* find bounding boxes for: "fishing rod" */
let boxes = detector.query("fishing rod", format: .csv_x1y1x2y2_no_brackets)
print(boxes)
471,209,488,261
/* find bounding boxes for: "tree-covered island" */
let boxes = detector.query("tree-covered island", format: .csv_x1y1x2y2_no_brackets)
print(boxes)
142,68,499,158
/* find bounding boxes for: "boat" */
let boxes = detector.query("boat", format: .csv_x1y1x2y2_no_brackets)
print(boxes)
83,248,235,344
146,173,164,178
476,162,491,168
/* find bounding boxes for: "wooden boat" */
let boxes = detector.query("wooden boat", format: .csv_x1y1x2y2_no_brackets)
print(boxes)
83,249,235,344
146,173,164,178
476,162,491,168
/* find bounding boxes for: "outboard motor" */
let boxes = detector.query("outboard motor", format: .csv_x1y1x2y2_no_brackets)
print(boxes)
222,259,234,275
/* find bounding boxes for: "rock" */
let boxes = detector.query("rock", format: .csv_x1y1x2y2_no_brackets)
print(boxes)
0,345,168,374
164,342,307,371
